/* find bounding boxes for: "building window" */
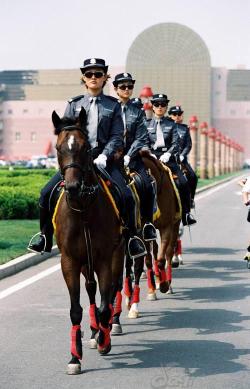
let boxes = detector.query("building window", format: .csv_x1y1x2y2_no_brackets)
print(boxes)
217,74,221,80
8,109,13,115
23,109,28,114
31,132,37,142
15,132,21,141
230,109,236,115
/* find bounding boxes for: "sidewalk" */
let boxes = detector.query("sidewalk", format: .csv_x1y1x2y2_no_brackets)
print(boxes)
0,173,244,281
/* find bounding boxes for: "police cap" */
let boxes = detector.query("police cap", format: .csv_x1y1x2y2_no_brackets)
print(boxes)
168,105,184,115
151,94,170,104
113,72,135,87
80,58,108,74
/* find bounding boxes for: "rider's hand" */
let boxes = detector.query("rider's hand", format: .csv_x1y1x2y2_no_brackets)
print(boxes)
160,152,171,163
180,155,185,162
124,155,130,167
94,154,107,169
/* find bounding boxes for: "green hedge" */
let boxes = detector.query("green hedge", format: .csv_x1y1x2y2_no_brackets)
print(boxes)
0,169,56,220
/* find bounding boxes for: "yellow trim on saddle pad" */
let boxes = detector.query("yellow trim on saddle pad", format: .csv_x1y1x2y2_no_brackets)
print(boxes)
129,179,141,229
99,177,120,220
52,189,65,231
161,164,182,221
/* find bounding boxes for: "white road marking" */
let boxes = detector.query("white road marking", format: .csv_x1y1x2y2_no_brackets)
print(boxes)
0,264,61,300
0,175,244,300
68,135,74,150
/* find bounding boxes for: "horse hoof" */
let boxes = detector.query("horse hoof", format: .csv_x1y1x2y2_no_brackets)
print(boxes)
89,338,97,349
125,296,131,310
67,363,82,375
166,286,173,294
140,271,147,279
155,283,160,290
98,342,111,355
159,282,169,294
147,292,157,301
128,309,139,319
172,257,180,268
111,323,123,335
178,255,183,264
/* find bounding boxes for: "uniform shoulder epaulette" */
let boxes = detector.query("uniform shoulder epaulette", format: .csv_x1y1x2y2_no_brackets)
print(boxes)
68,94,84,103
106,95,119,102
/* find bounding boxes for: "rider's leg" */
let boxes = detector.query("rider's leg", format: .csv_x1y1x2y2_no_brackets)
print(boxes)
107,163,146,259
168,162,196,226
28,171,62,253
183,161,198,207
133,160,157,241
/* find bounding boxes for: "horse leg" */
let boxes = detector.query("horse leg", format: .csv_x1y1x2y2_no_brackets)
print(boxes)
153,240,160,289
61,257,83,375
111,276,123,335
124,252,133,310
84,275,99,349
145,241,157,301
128,255,144,319
166,223,180,294
157,239,169,294
96,266,113,355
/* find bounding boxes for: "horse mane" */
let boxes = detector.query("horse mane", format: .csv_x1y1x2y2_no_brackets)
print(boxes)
140,150,165,172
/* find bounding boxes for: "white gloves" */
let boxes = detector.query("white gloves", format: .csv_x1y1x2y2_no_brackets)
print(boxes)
94,154,107,169
160,152,171,164
124,155,131,167
180,155,185,162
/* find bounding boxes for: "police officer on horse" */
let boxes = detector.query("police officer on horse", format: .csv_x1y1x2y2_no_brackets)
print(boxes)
146,94,196,226
113,72,157,241
28,58,146,259
168,105,198,208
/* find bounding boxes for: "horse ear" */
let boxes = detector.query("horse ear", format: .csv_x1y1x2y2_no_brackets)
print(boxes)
52,111,61,135
78,107,87,130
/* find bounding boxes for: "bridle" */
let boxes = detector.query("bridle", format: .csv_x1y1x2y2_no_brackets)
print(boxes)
58,125,99,212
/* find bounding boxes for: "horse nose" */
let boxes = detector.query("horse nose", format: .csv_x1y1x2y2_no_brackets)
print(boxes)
65,181,81,198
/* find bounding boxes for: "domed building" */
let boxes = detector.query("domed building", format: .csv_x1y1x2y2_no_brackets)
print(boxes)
126,22,211,124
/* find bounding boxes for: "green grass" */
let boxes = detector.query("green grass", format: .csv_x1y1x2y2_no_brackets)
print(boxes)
0,219,39,265
197,171,243,188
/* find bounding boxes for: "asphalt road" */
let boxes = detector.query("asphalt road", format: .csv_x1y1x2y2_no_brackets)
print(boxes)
0,176,250,389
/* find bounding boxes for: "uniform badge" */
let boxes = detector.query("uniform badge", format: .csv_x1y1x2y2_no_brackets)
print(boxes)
90,58,96,64
123,73,128,77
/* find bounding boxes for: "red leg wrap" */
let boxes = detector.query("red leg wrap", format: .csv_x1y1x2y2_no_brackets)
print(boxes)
70,325,82,360
159,268,167,283
114,291,122,316
147,269,155,290
109,304,114,325
131,285,140,304
98,325,111,348
124,277,132,297
154,260,160,276
89,304,99,330
176,239,182,255
167,265,172,282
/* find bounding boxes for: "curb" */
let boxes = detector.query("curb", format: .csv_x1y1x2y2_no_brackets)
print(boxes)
0,246,59,281
0,173,244,281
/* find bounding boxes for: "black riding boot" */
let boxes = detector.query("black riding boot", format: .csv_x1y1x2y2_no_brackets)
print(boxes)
124,208,146,259
28,206,53,254
175,178,196,227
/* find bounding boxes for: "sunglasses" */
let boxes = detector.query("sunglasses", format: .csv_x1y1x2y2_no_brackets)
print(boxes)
84,71,105,79
171,113,183,116
118,84,134,90
153,102,167,108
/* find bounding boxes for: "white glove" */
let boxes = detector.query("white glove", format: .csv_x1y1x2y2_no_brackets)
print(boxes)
124,155,131,167
180,155,185,162
94,154,107,169
160,152,171,163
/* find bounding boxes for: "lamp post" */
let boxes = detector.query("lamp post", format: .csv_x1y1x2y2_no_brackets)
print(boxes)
188,115,199,171
214,130,222,176
199,121,208,179
140,85,153,119
207,127,216,178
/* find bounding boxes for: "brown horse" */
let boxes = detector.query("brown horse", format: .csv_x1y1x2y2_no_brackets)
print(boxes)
52,108,125,374
123,151,181,318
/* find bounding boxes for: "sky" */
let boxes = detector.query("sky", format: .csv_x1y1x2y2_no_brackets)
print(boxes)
1,0,250,71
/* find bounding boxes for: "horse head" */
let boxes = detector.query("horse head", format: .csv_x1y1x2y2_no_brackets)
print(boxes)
52,107,94,200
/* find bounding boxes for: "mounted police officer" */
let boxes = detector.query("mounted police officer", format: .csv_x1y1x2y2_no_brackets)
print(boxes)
28,58,146,259
113,72,157,241
168,105,198,208
146,94,196,226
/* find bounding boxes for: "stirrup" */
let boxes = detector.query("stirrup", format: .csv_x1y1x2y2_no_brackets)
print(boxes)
27,232,46,254
128,236,147,259
142,222,157,241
